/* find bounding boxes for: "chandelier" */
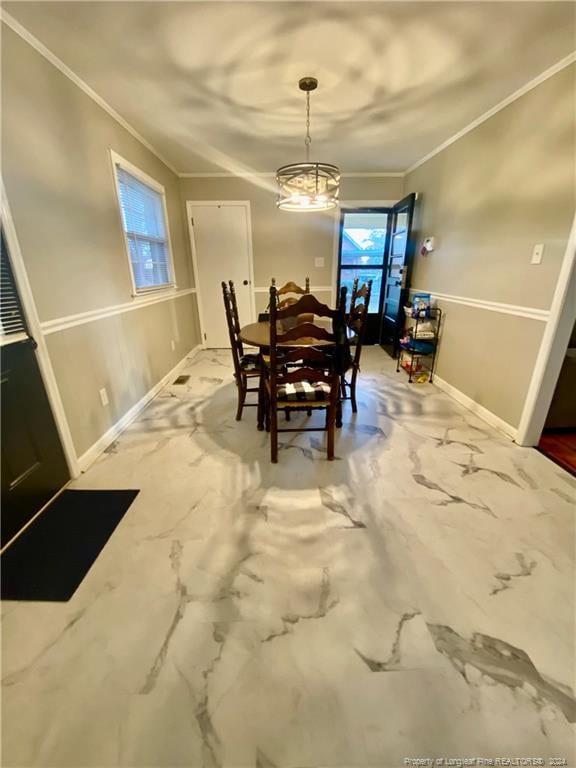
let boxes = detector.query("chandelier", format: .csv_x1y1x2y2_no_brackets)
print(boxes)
276,77,340,212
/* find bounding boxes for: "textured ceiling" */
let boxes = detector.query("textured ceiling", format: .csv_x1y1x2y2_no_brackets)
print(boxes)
4,1,576,174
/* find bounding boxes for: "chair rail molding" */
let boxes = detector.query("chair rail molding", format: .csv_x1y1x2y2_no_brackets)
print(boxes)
409,289,550,322
40,288,196,335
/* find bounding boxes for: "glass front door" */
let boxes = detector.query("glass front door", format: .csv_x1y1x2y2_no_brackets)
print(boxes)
336,209,391,343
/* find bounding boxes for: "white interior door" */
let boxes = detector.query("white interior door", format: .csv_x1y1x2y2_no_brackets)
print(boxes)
187,202,254,348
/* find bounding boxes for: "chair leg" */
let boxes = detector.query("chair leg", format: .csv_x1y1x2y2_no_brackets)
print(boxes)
270,405,278,463
235,377,246,421
284,407,291,421
263,386,270,432
336,398,343,429
340,375,347,400
257,375,265,431
350,367,359,413
327,405,335,460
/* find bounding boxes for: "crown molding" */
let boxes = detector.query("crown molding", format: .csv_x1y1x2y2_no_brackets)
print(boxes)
1,11,180,176
179,172,275,178
340,172,404,178
405,50,576,175
3,10,574,183
178,171,404,178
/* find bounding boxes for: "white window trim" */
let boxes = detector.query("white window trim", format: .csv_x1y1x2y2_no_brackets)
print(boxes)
109,150,177,298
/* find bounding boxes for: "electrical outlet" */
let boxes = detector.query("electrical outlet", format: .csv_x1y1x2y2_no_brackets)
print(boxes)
99,387,109,407
314,257,324,268
171,339,176,352
531,243,544,264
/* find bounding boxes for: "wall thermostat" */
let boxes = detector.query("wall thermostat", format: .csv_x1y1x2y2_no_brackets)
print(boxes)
421,237,435,255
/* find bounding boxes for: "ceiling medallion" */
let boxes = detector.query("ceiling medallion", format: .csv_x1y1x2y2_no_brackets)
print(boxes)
276,77,340,212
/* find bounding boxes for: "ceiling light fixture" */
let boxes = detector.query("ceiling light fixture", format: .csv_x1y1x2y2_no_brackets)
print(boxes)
276,77,340,212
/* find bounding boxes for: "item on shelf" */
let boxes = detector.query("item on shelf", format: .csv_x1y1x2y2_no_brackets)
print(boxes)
411,320,436,339
402,308,416,331
401,359,422,373
401,339,435,355
396,305,442,384
411,293,432,317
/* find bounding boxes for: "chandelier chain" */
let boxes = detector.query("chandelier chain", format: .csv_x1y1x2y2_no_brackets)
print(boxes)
276,76,340,211
304,90,311,162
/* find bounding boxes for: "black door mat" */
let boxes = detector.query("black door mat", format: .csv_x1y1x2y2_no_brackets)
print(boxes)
1,489,139,602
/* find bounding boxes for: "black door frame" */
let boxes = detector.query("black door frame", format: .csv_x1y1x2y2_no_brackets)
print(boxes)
379,193,418,353
335,207,393,344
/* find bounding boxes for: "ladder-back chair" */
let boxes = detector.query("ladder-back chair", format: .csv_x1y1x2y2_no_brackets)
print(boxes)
265,286,347,462
342,278,373,413
271,277,312,323
271,277,310,308
221,280,261,421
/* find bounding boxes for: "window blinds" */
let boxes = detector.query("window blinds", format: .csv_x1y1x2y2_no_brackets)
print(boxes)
115,166,172,291
0,230,27,339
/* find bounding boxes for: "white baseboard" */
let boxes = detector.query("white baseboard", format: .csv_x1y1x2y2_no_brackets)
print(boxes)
433,375,518,441
77,344,203,473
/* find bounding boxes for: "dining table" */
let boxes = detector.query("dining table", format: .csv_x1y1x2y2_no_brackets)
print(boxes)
238,318,336,348
239,318,352,431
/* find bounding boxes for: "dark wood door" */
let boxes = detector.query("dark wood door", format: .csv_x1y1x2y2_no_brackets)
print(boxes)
380,193,417,353
1,231,69,546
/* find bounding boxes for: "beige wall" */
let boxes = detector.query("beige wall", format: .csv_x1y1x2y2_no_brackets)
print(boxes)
404,64,576,429
179,176,403,291
2,25,201,460
46,294,200,456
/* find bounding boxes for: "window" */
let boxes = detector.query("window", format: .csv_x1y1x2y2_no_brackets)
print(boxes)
111,152,175,294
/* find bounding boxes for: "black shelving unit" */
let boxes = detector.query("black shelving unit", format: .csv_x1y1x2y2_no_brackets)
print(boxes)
396,306,442,383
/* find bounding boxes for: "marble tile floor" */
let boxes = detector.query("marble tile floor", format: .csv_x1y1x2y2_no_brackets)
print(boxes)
2,347,575,768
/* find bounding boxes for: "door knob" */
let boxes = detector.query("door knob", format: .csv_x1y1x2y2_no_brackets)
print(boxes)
243,280,249,286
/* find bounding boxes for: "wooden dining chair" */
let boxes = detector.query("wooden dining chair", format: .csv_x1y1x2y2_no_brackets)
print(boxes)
221,280,262,421
271,277,312,323
264,286,347,462
341,278,373,413
271,277,310,307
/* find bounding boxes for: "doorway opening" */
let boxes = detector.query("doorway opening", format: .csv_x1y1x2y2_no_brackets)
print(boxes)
336,208,391,345
335,194,417,348
537,318,576,475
